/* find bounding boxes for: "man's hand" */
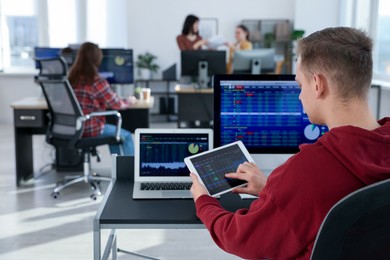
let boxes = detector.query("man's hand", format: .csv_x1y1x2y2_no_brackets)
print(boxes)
225,162,267,196
190,173,209,202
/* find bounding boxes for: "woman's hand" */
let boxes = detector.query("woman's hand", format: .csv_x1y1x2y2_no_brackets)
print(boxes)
225,42,235,49
193,39,208,50
225,162,267,196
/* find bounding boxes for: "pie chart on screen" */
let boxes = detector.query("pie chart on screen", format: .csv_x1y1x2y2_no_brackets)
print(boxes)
115,56,125,66
188,143,199,154
304,124,320,140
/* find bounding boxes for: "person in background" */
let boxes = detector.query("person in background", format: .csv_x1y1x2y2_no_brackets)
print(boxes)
190,27,390,259
177,14,208,51
68,42,134,156
226,24,253,73
60,47,75,69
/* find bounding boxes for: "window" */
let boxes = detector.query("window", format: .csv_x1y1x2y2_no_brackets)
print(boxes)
0,0,127,71
47,0,77,47
373,0,390,79
340,0,390,80
0,0,38,69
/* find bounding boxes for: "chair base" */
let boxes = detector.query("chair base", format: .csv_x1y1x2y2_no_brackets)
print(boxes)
51,173,111,200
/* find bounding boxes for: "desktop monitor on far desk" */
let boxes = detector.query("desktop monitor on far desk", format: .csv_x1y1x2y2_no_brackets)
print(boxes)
181,50,226,88
99,48,134,84
233,48,276,74
34,46,134,85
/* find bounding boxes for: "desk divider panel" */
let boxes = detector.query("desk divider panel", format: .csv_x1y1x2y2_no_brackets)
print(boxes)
116,156,134,181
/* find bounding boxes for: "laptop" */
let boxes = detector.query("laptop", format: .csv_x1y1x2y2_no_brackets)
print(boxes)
132,128,213,199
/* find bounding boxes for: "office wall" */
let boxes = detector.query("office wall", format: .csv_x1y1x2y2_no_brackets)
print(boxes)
126,0,296,78
294,0,340,36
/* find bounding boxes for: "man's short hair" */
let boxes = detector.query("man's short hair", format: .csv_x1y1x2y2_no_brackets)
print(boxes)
296,27,373,100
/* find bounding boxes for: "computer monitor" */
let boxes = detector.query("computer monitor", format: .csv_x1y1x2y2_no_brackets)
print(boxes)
181,50,226,88
213,74,328,155
99,48,134,84
233,49,276,74
34,47,63,68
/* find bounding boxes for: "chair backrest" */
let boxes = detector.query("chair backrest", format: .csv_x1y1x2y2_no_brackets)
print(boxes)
35,57,85,145
311,178,390,260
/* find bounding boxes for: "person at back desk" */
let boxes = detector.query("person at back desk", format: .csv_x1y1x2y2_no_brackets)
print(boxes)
176,14,208,51
226,24,253,73
68,42,134,156
190,27,390,259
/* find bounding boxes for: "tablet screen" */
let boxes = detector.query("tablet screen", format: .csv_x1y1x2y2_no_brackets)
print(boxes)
188,143,248,196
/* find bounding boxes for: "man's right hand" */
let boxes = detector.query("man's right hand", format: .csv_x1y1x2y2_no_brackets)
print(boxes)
225,162,267,196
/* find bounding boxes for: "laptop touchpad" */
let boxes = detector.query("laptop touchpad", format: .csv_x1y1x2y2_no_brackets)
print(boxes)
162,191,191,198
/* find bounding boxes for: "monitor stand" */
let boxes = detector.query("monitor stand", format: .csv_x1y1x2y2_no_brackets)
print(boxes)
198,61,208,88
251,59,261,74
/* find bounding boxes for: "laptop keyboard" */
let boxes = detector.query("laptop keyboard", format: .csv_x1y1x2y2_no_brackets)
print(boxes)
141,182,192,191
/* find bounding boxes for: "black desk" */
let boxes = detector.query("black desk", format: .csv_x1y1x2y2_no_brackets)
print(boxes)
135,80,178,121
11,97,153,187
93,156,253,260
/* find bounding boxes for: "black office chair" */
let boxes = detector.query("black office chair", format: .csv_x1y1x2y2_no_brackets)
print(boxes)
35,57,123,200
311,178,390,260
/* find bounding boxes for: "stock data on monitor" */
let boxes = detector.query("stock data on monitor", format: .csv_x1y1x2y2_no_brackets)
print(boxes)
139,133,209,177
218,80,328,152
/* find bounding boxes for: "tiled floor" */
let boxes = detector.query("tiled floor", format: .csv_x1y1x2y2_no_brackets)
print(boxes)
0,122,240,260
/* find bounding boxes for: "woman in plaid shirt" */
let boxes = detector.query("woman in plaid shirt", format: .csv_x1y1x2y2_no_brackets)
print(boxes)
68,42,134,155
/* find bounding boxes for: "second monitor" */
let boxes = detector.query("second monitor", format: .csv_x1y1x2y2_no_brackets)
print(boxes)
233,48,276,74
181,50,226,88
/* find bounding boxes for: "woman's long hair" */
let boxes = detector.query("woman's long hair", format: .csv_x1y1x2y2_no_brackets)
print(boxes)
181,14,199,35
68,42,102,87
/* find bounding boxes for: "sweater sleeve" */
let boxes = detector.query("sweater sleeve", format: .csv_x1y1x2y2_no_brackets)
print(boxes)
176,35,187,51
195,184,305,259
95,78,123,110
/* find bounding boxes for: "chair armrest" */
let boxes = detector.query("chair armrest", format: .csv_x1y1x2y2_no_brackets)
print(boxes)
77,110,122,141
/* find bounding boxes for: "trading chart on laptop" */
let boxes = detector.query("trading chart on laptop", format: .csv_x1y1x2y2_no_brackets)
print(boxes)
139,133,210,177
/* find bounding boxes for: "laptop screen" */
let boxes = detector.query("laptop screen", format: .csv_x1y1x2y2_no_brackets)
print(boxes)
139,132,210,177
213,74,328,154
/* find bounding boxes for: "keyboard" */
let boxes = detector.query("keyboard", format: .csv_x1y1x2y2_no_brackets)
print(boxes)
141,182,192,191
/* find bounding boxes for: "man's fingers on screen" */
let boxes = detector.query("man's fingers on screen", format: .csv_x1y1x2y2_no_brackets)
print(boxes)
225,172,248,181
233,187,248,194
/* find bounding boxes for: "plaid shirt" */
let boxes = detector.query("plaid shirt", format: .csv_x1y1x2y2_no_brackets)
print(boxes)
73,77,122,137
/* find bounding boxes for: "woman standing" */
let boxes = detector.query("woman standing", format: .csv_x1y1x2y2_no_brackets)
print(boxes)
226,25,253,73
68,42,134,155
176,14,208,51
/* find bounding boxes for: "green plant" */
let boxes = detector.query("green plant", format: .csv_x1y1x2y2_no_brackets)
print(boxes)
264,32,275,48
285,29,305,73
291,30,305,41
136,52,159,73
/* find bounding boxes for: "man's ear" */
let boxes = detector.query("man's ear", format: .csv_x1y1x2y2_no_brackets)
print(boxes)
313,73,328,99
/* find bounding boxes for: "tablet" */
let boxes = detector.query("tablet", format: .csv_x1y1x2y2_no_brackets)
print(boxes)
184,141,255,197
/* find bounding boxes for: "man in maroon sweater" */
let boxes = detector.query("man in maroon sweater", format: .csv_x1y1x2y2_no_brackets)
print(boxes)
190,27,390,259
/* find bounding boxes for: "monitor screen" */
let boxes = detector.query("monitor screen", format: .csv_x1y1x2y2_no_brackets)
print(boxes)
233,49,275,74
99,48,134,84
213,74,328,154
34,47,63,68
139,133,210,177
34,47,62,59
181,50,226,77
